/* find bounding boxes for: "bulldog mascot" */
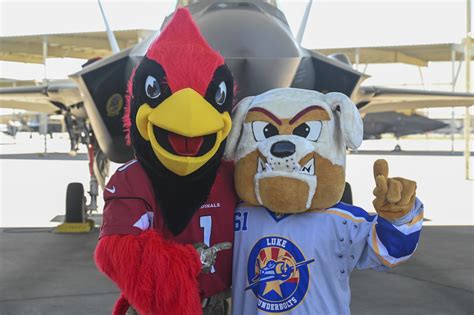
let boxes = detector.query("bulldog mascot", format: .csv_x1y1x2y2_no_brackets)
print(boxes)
226,88,424,314
94,9,237,315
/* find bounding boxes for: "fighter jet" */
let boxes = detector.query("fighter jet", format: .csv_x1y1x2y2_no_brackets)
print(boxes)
363,112,449,140
0,0,473,217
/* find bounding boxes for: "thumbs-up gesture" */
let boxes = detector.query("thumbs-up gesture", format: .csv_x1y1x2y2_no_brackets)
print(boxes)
372,159,417,221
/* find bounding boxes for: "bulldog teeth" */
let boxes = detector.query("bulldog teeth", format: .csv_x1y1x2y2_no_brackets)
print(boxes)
257,158,272,173
257,158,264,173
299,158,315,175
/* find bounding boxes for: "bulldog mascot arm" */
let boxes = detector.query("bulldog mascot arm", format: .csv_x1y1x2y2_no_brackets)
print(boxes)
227,88,424,315
94,9,237,315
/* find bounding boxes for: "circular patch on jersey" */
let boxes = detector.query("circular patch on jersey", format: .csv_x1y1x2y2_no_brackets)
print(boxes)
246,236,314,313
106,93,124,117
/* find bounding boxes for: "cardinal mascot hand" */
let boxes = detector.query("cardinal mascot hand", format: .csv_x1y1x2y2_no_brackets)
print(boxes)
94,9,237,315
226,88,424,315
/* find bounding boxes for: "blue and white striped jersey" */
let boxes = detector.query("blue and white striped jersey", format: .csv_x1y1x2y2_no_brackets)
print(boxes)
232,199,423,315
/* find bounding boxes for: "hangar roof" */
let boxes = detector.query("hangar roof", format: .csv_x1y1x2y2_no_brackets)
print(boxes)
0,29,154,64
315,41,473,67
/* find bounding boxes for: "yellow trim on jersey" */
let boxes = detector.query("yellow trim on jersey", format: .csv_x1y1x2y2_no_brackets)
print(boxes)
407,211,424,227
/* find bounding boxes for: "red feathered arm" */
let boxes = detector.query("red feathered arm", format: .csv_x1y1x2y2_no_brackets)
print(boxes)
95,230,202,315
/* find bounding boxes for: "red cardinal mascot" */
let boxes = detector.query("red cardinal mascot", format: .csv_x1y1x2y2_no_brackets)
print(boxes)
94,8,237,315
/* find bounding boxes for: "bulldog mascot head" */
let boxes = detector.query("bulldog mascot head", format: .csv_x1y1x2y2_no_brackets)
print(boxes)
226,88,363,213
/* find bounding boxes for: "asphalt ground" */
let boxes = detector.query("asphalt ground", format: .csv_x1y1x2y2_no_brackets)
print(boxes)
0,226,472,315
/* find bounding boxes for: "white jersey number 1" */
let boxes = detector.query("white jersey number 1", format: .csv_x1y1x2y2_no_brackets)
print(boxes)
199,215,215,273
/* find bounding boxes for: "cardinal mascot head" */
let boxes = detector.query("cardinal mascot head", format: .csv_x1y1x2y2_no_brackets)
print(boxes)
124,8,234,235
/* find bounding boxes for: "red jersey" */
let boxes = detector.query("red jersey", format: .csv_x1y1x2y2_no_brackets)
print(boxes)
100,159,237,298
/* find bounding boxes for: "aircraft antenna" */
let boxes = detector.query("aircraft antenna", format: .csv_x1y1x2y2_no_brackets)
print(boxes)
98,0,120,53
296,0,313,45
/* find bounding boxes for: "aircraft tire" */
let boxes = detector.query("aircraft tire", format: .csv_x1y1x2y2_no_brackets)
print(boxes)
65,182,85,223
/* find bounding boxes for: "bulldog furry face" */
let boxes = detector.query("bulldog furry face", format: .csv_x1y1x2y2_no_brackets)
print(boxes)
225,88,363,213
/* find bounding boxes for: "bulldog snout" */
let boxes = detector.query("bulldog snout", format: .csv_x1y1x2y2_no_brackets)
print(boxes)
270,141,296,158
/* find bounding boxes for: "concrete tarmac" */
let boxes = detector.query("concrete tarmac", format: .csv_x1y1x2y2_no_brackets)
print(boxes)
0,226,472,315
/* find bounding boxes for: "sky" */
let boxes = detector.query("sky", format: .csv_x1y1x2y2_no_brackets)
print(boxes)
0,0,469,45
0,0,472,116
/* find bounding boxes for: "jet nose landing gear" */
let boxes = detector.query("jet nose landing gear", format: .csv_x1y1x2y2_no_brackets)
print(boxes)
54,141,106,233
54,182,95,233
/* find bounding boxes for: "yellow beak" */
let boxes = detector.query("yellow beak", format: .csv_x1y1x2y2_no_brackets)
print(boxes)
136,88,231,176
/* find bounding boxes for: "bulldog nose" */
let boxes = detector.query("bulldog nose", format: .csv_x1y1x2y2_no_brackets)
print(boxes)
270,141,295,158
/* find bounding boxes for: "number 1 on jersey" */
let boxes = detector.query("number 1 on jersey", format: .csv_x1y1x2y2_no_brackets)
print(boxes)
199,215,215,273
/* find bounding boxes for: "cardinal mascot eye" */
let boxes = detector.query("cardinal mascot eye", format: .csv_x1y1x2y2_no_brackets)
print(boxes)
145,75,161,99
293,121,322,142
215,81,227,105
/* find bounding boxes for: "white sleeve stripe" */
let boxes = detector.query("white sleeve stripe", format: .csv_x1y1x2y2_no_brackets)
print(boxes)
118,159,138,172
133,212,151,231
390,217,423,235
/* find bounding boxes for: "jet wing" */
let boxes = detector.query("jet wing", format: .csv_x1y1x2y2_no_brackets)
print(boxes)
356,86,474,113
305,50,368,98
314,43,471,67
0,80,85,116
70,47,141,163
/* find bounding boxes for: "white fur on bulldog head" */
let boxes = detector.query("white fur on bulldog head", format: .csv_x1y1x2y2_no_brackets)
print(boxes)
226,88,363,213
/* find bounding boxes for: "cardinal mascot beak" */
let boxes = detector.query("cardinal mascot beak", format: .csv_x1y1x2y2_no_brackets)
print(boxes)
136,88,231,176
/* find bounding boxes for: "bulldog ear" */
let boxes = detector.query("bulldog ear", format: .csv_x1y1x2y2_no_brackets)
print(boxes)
325,92,363,149
224,96,254,160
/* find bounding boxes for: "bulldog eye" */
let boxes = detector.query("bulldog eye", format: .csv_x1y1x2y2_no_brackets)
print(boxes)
145,75,161,99
252,121,279,141
215,81,227,105
293,121,322,142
